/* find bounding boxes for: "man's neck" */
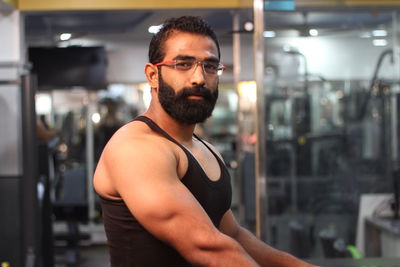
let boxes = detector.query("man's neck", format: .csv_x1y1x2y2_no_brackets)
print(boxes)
144,108,196,145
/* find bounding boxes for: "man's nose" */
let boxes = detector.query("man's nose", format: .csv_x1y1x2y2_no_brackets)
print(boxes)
190,63,206,86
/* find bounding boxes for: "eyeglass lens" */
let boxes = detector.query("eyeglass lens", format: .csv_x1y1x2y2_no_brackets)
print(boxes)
174,60,223,75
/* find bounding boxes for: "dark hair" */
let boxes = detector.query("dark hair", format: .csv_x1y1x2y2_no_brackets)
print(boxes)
148,16,221,64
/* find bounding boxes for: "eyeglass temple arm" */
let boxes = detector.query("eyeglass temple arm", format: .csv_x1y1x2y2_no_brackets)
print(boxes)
154,60,176,66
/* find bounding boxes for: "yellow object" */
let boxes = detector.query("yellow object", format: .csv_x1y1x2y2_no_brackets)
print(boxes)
1,262,10,267
298,136,307,146
17,0,253,11
15,0,400,10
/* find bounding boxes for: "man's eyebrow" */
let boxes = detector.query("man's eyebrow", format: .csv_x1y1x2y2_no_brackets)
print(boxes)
204,57,219,63
173,55,219,63
173,55,196,61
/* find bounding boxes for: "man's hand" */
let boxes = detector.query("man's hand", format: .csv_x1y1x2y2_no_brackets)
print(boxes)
219,210,322,267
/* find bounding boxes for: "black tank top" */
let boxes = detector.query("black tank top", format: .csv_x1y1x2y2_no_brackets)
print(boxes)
100,116,232,267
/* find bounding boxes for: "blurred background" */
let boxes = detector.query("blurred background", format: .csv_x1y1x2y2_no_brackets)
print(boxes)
1,0,400,266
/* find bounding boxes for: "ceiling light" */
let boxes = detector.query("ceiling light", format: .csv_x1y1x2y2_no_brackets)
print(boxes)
263,31,276,38
148,24,163,34
373,39,388,46
243,21,254,32
59,33,72,41
309,29,318,37
91,112,101,124
372,29,387,37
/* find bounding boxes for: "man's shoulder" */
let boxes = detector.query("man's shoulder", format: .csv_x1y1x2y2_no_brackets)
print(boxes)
102,120,175,159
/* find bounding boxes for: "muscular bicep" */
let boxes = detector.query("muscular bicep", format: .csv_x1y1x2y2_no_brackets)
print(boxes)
219,209,241,238
104,139,218,253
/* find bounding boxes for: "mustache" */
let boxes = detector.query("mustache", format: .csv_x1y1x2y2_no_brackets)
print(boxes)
177,85,215,100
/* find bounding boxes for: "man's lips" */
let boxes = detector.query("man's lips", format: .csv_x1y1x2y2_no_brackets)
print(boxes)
187,94,205,100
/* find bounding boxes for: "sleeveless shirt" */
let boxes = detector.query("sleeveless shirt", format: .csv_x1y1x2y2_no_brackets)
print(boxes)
100,116,232,267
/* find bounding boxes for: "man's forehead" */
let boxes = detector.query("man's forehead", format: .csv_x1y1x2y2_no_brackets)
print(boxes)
163,31,218,59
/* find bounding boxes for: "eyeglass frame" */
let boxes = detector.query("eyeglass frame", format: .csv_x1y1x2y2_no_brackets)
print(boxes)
154,58,227,76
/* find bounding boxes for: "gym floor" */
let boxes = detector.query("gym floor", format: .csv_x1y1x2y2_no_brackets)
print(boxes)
54,222,110,267
76,245,109,267
55,244,109,267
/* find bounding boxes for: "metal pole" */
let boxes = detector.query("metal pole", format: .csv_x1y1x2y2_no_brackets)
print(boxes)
233,11,245,222
289,145,298,213
392,11,399,166
21,74,39,267
253,0,267,240
85,92,96,225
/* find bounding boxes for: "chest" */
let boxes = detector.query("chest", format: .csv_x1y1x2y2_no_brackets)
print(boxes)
177,142,232,227
176,140,221,182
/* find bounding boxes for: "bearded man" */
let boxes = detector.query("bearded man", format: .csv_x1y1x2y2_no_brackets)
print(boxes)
94,16,318,267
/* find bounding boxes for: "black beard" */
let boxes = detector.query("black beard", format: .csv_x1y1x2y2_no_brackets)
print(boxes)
157,74,218,125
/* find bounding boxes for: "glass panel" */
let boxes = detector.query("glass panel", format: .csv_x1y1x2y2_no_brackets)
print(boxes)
35,85,147,222
258,7,400,261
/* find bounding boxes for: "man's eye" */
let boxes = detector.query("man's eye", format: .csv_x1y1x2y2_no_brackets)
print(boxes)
175,61,193,69
204,63,218,71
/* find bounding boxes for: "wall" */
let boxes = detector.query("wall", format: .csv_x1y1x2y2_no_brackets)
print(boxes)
269,35,393,81
104,33,391,85
0,5,24,267
105,38,255,84
0,9,23,176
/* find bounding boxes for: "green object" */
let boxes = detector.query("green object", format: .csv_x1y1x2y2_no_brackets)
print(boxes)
347,245,363,259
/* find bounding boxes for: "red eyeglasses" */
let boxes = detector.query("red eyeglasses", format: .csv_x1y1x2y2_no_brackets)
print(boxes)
155,59,226,76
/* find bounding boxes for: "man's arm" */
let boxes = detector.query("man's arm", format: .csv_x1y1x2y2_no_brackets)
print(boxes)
219,210,318,267
101,136,258,267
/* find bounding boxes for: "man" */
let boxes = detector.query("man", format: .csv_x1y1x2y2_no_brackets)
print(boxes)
94,16,317,266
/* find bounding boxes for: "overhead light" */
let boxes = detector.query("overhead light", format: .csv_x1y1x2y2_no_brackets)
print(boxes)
263,31,276,38
360,32,372,38
91,112,101,124
373,39,388,46
243,21,254,32
148,24,163,34
59,33,72,41
309,29,318,37
372,29,387,37
35,93,52,115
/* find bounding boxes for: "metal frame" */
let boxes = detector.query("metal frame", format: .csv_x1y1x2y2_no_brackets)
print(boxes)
253,0,267,240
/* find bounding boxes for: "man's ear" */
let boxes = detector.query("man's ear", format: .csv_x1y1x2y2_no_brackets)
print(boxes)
144,63,159,89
